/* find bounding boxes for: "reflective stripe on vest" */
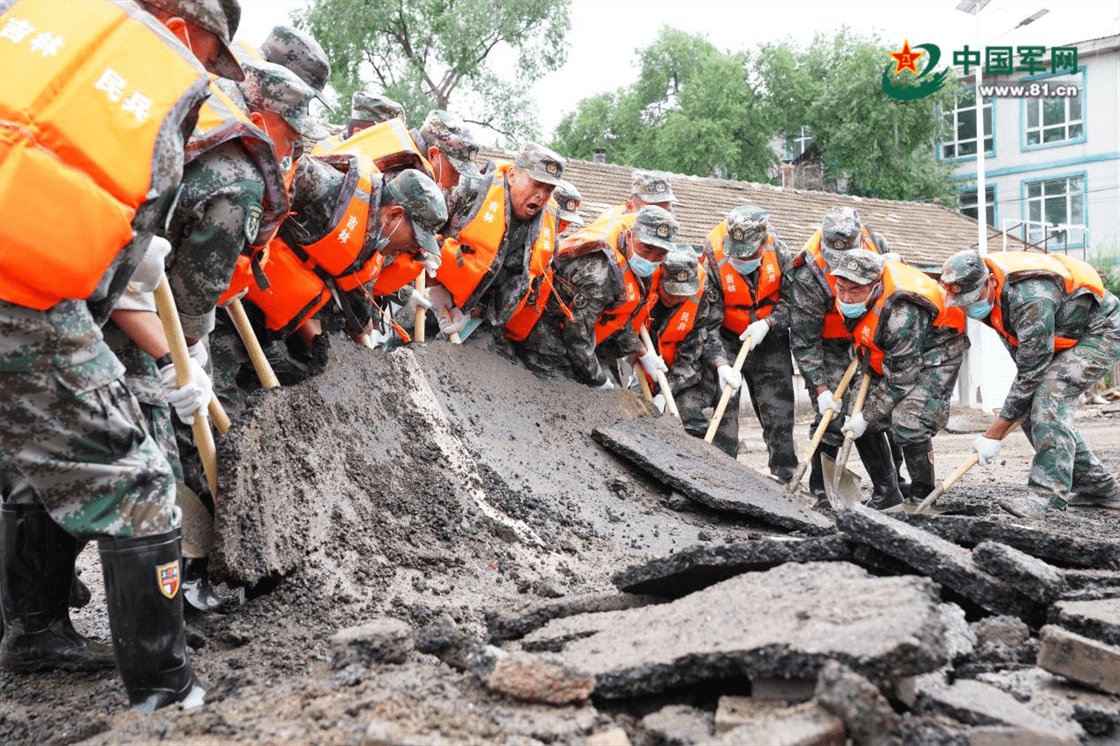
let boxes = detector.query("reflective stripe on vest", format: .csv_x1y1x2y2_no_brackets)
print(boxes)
325,118,434,179
801,228,879,340
655,264,707,369
243,238,329,334
849,261,966,375
986,251,1105,352
0,0,209,310
556,214,644,345
707,222,782,334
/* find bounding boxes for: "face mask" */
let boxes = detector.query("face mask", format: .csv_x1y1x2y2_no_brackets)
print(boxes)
729,257,761,275
965,298,993,319
629,253,660,278
837,300,868,319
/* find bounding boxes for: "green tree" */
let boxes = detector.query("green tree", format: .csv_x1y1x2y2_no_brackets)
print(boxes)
296,0,571,144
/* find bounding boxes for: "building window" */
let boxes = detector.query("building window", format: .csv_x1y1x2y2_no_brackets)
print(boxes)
787,126,813,159
960,185,995,227
1025,175,1085,250
1024,74,1084,147
941,91,992,160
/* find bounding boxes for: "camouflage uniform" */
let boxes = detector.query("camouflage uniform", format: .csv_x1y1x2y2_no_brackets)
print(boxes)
261,25,334,111
594,170,678,223
553,179,584,233
348,92,406,138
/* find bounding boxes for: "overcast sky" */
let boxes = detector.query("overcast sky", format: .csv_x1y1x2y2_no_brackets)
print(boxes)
239,0,1120,142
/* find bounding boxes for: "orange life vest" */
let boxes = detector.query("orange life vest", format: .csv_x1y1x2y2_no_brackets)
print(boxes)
0,0,209,310
796,228,880,340
371,253,424,295
436,161,558,340
706,222,782,335
848,261,966,375
243,238,330,334
984,252,1105,352
324,117,434,179
653,264,707,369
556,214,647,345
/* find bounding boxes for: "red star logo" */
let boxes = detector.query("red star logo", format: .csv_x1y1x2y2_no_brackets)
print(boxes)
889,40,924,75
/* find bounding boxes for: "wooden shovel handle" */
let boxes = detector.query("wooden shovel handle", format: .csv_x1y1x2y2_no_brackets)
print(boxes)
704,335,751,443
914,421,1021,514
639,326,679,420
786,356,861,492
226,298,279,389
413,274,427,343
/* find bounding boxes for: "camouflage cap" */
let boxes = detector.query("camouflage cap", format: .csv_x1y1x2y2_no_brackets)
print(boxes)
660,249,700,297
725,205,769,258
940,250,990,307
821,206,863,253
631,205,679,252
239,59,328,140
146,0,244,80
418,110,482,179
261,25,334,111
553,179,583,226
383,169,449,257
631,170,677,205
350,92,406,126
829,248,884,286
514,143,564,186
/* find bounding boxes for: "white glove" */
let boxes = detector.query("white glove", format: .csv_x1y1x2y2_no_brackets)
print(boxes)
652,393,666,414
717,364,742,393
428,284,453,313
842,412,868,439
816,390,841,416
187,340,208,371
158,358,212,425
402,287,432,317
129,236,171,293
421,250,442,277
439,307,469,337
637,348,668,377
972,435,1002,466
739,319,770,351
594,378,615,391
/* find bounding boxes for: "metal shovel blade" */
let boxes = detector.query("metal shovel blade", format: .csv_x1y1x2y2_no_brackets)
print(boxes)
820,453,862,508
176,481,213,560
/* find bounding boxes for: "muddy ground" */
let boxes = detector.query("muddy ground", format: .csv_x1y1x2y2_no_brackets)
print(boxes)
1,337,1118,745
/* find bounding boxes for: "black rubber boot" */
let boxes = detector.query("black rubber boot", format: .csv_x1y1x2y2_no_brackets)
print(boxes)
887,431,911,500
902,440,937,502
0,503,115,672
809,442,840,508
856,431,904,510
99,529,205,713
70,539,91,608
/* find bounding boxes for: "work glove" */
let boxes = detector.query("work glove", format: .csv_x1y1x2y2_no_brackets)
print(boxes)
972,435,1002,466
128,236,171,294
652,393,666,414
401,287,432,318
421,250,442,277
739,319,770,351
841,412,868,439
439,307,469,337
158,358,212,425
816,390,841,416
187,340,209,371
717,364,742,393
637,348,668,377
594,378,615,391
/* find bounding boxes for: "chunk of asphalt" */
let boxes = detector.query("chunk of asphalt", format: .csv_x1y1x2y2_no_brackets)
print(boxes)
485,592,663,641
1048,598,1120,646
835,504,1037,620
592,419,833,535
1038,625,1120,696
550,561,948,699
972,541,1065,604
813,661,901,746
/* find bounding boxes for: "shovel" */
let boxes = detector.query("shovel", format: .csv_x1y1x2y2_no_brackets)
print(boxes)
413,274,427,343
821,368,872,509
786,356,860,493
639,325,679,420
226,297,280,389
704,333,751,443
913,420,1021,514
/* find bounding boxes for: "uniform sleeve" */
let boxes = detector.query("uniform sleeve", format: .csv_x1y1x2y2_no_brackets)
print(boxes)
998,279,1063,422
788,261,833,392
863,300,931,425
558,255,616,386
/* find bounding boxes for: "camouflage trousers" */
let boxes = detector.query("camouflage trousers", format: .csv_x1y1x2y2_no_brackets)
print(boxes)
1021,329,1120,498
0,301,177,539
881,355,963,447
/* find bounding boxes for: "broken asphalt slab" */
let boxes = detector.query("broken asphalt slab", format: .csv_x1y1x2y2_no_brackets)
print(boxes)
530,562,948,699
593,418,833,535
1048,598,1120,646
1038,625,1120,695
835,504,1038,620
611,534,853,598
972,541,1065,604
485,592,663,641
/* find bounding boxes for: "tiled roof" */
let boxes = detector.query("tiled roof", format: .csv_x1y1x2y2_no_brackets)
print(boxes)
478,147,1034,271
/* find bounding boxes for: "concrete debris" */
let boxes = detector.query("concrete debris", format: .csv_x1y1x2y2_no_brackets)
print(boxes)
972,541,1065,604
812,661,901,746
470,646,596,705
973,616,1031,651
940,603,978,663
485,592,663,641
751,677,817,702
1059,568,1120,595
1048,598,1120,646
835,504,1037,620
329,618,413,669
1037,625,1120,695
639,704,714,746
965,725,1080,746
611,534,853,598
585,727,632,746
898,514,1120,570
974,667,1120,738
544,562,948,699
714,698,846,745
592,419,833,535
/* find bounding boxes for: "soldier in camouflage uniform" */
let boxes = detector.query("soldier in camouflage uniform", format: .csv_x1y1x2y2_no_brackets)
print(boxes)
702,207,798,472
594,170,678,224
788,206,904,507
553,179,584,234
941,250,1120,518
261,24,335,112
348,92,407,137
830,250,969,508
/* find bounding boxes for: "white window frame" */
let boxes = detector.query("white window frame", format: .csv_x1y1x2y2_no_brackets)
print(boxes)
940,90,993,161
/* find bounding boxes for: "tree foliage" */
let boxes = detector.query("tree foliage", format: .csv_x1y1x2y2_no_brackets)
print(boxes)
296,0,571,144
